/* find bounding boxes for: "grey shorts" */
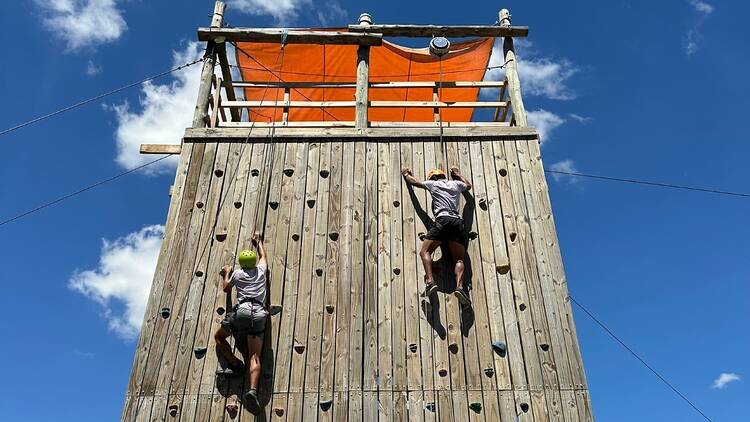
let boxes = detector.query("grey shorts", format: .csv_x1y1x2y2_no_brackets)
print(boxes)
228,306,267,336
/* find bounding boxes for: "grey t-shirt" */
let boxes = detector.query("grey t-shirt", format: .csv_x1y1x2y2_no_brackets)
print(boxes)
423,179,468,219
230,263,268,316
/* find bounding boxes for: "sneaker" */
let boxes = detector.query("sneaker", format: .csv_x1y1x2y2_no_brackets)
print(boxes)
216,361,245,376
454,287,472,307
424,282,439,297
245,389,261,415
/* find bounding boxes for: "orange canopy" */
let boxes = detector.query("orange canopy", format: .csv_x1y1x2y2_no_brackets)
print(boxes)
234,37,494,122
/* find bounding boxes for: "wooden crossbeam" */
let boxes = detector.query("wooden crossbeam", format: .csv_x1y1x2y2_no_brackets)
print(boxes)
197,28,383,45
140,144,182,154
226,81,506,89
220,100,508,109
347,24,528,37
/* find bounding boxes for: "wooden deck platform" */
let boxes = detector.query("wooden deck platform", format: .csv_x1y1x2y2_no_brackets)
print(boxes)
121,132,593,421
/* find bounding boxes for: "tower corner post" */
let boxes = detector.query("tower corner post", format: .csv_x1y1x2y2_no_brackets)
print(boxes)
192,1,226,128
498,8,527,127
355,13,372,132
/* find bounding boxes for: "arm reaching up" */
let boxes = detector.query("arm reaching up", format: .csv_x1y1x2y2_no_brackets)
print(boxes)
402,167,427,189
450,167,472,191
252,232,267,267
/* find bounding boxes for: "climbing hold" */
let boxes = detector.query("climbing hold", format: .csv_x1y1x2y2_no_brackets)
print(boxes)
393,268,401,276
409,343,418,353
195,270,204,277
196,201,204,209
492,341,508,357
269,201,279,209
160,308,171,319
216,307,225,315
479,198,488,210
496,263,510,274
319,399,333,412
251,169,260,177
438,369,448,377
540,343,550,352
448,343,459,354
425,402,436,412
418,232,426,241
292,233,300,242
329,232,339,241
294,343,306,354
499,168,508,177
283,168,294,177
225,404,238,419
319,169,330,178
316,268,323,277
307,199,316,208
193,347,207,359
519,303,527,311
484,367,495,377
269,305,282,316
468,231,478,240
215,169,224,177
168,404,179,417
215,233,227,242
393,200,400,207
509,232,517,242
274,407,285,417
469,402,482,413
234,201,242,209
326,305,335,314
520,403,529,413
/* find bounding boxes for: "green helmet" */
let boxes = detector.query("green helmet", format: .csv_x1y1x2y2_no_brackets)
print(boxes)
238,249,257,269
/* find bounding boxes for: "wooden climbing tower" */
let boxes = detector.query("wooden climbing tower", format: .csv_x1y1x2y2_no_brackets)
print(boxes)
123,2,593,420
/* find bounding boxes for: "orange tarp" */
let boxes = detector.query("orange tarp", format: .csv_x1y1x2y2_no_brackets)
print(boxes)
234,37,494,122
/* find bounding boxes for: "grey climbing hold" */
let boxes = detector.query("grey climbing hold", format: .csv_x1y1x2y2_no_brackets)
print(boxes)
234,201,242,209
216,307,225,315
168,404,179,417
438,369,448,377
215,233,227,242
326,305,334,314
319,399,333,411
274,407,285,417
195,270,204,277
496,263,510,274
251,169,260,177
409,343,418,353
448,343,459,354
520,403,529,413
307,199,316,208
393,200,400,207
160,308,171,319
319,169,330,178
292,233,300,241
393,268,401,276
468,231,478,240
193,347,207,359
195,201,204,209
484,367,495,377
509,232,517,242
215,169,224,177
425,402,436,412
269,201,279,209
499,168,508,177
329,232,339,241
540,343,550,352
283,168,294,176
294,343,305,354
479,198,488,210
269,305,282,316
519,303,527,311
492,341,507,357
316,268,323,277
469,402,482,413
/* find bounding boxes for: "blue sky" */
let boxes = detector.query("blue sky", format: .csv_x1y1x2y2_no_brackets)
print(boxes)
0,0,747,420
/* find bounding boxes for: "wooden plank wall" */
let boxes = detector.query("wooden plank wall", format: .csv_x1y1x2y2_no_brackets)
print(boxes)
121,136,593,422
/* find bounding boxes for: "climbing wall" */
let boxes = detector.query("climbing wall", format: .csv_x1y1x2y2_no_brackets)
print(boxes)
121,135,593,421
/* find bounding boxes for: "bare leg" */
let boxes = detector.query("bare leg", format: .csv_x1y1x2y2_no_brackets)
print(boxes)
448,241,466,290
246,334,264,390
214,327,243,367
420,239,442,286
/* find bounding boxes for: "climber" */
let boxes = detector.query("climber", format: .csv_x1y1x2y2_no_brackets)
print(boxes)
402,166,472,306
213,232,268,415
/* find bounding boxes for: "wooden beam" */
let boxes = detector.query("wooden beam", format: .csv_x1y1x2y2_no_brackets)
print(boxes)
500,9,527,127
355,45,370,130
192,2,225,128
140,144,182,154
347,24,528,38
220,100,507,109
198,28,383,45
183,126,539,140
215,43,240,122
226,80,506,89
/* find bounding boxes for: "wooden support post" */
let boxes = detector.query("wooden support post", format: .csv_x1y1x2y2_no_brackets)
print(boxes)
499,9,527,127
215,43,241,122
355,14,371,132
192,1,225,129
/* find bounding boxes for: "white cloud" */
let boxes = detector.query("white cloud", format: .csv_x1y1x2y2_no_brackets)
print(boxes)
568,113,592,123
528,109,565,143
110,42,206,173
229,0,312,23
315,1,348,27
69,225,164,340
689,0,714,14
549,159,580,184
484,39,578,101
36,0,127,50
712,373,740,389
85,59,101,75
685,1,714,55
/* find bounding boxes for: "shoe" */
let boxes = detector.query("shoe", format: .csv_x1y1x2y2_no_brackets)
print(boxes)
454,287,472,307
424,283,439,297
216,361,245,376
245,389,261,415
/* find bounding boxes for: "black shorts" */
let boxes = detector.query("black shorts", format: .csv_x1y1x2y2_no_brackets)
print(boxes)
223,306,267,336
425,216,465,243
